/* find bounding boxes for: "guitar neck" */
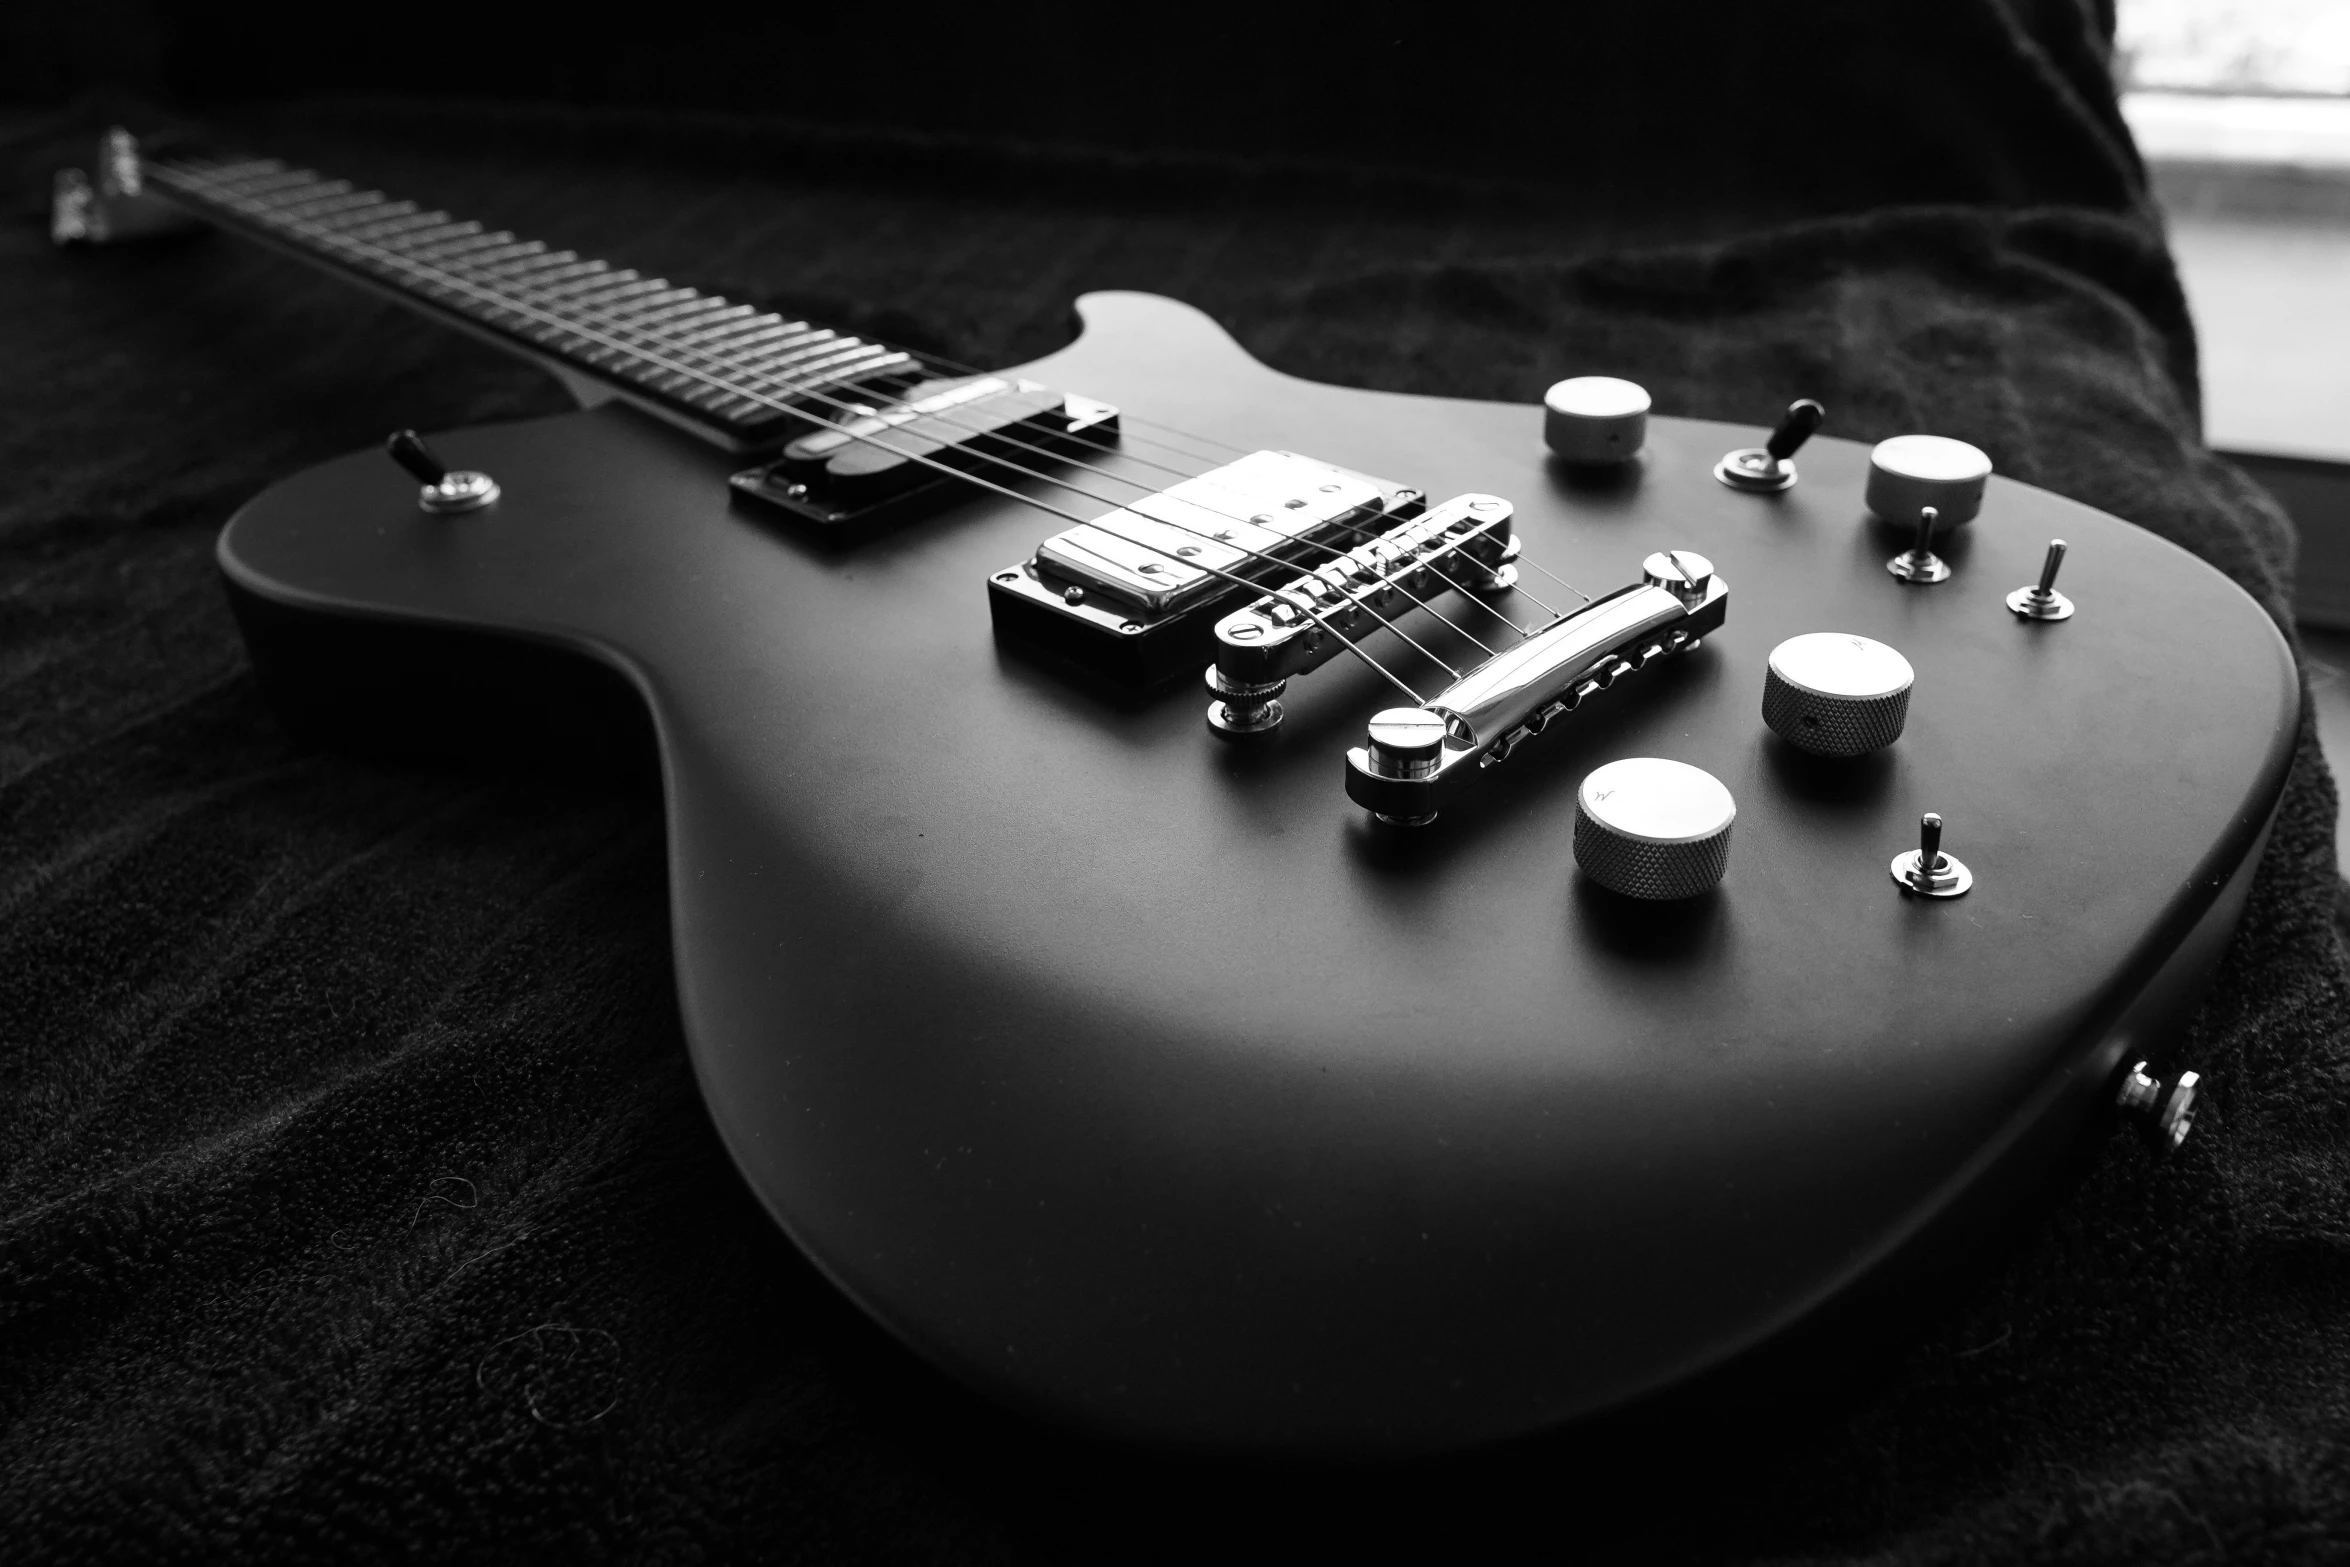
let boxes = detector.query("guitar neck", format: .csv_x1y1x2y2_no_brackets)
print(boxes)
143,156,920,451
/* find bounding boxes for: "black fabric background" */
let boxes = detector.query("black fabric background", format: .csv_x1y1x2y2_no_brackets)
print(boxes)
8,2,2350,1560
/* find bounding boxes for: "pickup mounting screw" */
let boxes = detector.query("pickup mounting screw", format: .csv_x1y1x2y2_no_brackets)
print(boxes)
1887,505,1952,584
2008,539,2075,620
2117,1060,2201,1152
1891,811,1971,896
1715,398,1825,492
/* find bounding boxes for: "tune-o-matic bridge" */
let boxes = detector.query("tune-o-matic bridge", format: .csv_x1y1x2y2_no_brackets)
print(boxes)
1204,493,1520,734
1343,552,1728,825
987,450,1424,686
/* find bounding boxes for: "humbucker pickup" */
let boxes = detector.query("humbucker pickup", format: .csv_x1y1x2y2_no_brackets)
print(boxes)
987,450,1424,686
732,375,1119,529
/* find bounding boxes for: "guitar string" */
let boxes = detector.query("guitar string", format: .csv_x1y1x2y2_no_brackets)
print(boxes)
160,165,1502,683
188,160,1594,633
155,165,1513,670
162,161,1571,648
155,160,1443,706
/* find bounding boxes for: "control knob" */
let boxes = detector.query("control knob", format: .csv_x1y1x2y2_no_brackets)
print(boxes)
1543,377,1650,465
1866,434,1991,528
1763,633,1914,756
1574,758,1736,899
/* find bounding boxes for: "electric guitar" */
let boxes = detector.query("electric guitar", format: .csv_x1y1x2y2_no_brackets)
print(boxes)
58,130,2297,1454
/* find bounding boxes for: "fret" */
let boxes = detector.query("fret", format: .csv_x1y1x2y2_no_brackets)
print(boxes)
619,300,740,339
334,209,442,244
562,277,670,311
398,225,494,261
668,306,764,349
443,241,546,275
752,334,861,376
205,167,320,200
148,154,940,448
708,320,826,360
305,196,407,233
790,345,914,388
182,158,279,185
480,250,588,284
249,182,357,218
603,287,704,321
267,186,372,221
274,190,384,226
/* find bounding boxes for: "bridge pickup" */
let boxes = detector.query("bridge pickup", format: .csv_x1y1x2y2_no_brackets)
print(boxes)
1341,559,1729,825
987,450,1423,687
730,375,1119,529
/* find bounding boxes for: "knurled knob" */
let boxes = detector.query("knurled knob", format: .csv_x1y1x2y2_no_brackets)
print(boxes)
1763,633,1914,756
1574,758,1735,899
1866,435,1991,528
1543,376,1650,465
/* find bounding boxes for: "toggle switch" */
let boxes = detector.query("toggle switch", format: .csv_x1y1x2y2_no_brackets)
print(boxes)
1715,398,1825,492
1887,505,1952,584
1763,633,1913,756
1543,377,1650,464
1574,758,1736,899
1866,434,1990,527
1890,812,1971,897
386,428,500,515
2008,539,2076,620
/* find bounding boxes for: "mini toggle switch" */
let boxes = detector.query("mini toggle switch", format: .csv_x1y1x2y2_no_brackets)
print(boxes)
1891,812,1971,897
2008,539,2075,620
1575,758,1736,899
1866,434,1990,527
386,428,500,515
1764,633,1913,755
1887,505,1952,584
1715,398,1825,492
1543,376,1651,464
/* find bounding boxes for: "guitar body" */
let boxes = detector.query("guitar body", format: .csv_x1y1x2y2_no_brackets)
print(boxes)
217,291,2296,1453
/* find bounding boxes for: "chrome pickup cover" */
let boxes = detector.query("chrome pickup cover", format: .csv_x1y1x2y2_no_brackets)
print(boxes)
986,450,1422,687
1036,451,1389,616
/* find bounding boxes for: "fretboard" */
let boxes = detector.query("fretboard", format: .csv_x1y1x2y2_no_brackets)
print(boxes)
143,156,920,450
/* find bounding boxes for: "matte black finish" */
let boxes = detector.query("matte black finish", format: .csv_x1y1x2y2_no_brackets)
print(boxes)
216,293,2298,1454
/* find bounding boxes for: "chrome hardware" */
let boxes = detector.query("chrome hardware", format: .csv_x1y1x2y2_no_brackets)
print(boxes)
385,429,499,515
1891,812,1971,897
1364,709,1450,824
1574,758,1736,899
1714,398,1825,492
1543,377,1650,464
1343,564,1729,824
1887,506,1952,584
2008,539,2076,621
50,128,200,246
2116,1061,2201,1153
1641,549,1714,605
1867,434,1991,527
991,451,1423,689
1763,632,1913,756
1206,666,1288,736
1205,492,1518,736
